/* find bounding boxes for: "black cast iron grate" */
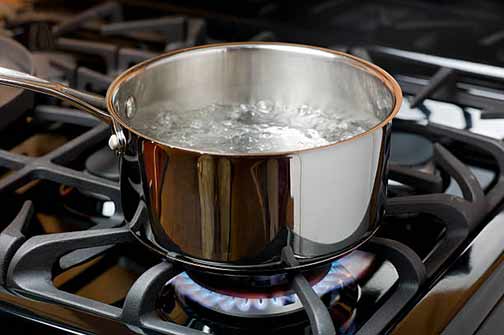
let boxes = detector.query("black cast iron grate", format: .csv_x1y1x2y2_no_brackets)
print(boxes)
0,2,504,334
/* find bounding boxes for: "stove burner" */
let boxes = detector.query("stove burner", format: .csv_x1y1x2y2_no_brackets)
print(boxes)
390,131,433,166
166,261,359,318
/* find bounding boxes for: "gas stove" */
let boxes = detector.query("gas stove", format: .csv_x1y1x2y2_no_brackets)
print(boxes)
0,1,503,334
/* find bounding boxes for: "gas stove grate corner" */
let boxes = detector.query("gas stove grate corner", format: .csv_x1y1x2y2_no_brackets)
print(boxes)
0,123,120,204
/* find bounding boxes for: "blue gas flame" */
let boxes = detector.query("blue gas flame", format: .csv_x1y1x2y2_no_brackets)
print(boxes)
169,259,357,314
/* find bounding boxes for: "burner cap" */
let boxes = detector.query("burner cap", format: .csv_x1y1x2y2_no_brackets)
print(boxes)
390,132,433,166
85,146,119,181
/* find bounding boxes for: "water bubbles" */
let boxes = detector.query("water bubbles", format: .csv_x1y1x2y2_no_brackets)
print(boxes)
256,100,274,114
205,103,219,113
239,103,251,112
190,120,204,129
230,133,259,152
305,128,320,140
130,100,380,154
229,105,242,120
297,104,312,116
237,104,257,124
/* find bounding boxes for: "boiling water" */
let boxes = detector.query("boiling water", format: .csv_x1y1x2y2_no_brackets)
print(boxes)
132,101,381,154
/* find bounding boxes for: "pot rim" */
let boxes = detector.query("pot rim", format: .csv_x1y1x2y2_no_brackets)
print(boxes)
106,42,403,157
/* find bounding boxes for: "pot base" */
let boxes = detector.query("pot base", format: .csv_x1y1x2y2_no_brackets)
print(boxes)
129,225,379,275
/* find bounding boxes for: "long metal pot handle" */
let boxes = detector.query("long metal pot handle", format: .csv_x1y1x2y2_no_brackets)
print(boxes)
0,66,111,122
0,66,126,152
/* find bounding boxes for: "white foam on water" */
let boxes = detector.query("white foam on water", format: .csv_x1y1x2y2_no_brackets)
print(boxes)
131,100,381,154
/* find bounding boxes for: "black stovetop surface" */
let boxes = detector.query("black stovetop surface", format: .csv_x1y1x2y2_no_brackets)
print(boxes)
0,1,503,334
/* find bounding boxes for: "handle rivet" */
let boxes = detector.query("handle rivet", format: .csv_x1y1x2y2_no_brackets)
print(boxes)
108,134,120,150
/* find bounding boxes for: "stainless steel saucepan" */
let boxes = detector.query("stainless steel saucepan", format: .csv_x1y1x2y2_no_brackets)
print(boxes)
0,42,402,274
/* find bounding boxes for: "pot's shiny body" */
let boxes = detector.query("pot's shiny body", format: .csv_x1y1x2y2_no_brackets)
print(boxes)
109,43,400,271
122,123,391,271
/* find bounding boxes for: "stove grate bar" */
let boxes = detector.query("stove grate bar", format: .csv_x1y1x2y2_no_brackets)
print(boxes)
364,46,504,119
122,262,206,335
372,46,504,81
101,16,186,37
398,77,504,120
0,128,120,202
0,150,33,170
0,117,120,202
282,246,336,335
75,67,114,92
388,163,444,194
117,48,159,72
423,122,504,210
6,227,132,320
387,120,504,277
52,2,123,37
58,220,125,271
0,201,33,285
387,193,471,278
55,38,118,75
4,225,207,334
49,57,78,86
357,237,425,335
409,67,457,109
34,105,101,128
